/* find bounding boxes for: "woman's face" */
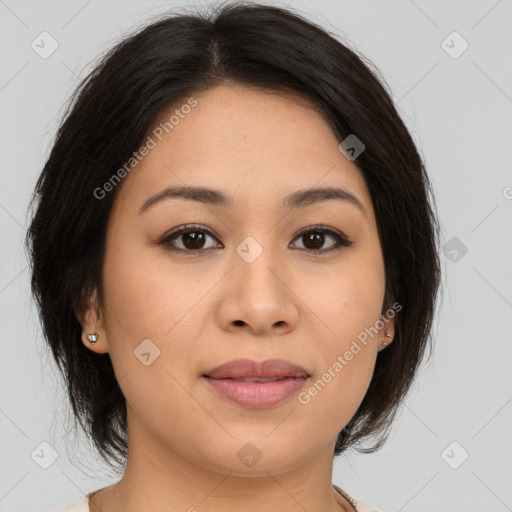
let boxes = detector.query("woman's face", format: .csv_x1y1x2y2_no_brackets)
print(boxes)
82,83,394,475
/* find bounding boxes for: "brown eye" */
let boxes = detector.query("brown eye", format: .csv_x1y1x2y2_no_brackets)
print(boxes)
290,226,354,254
181,231,206,250
159,225,221,253
302,231,325,251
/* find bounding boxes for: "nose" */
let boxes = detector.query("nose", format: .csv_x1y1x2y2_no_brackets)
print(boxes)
215,245,299,336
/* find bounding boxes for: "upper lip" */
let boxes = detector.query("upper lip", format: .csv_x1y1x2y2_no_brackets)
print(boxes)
204,358,310,379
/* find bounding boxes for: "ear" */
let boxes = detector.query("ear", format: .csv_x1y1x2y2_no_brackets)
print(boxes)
378,290,397,350
75,288,109,354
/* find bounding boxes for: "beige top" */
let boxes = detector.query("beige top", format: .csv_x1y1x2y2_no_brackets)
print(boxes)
333,484,382,512
55,484,382,512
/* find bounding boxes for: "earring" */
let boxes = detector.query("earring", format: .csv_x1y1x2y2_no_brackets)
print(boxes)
86,333,98,344
380,332,393,350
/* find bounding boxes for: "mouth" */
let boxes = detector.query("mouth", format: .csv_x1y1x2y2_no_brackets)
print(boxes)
202,375,310,408
202,358,311,408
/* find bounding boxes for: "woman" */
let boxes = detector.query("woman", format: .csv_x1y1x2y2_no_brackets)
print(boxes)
26,2,441,511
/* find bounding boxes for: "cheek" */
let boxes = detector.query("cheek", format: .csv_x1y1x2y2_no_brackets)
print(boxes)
99,239,204,430
289,255,384,434
100,231,211,395
296,250,386,347
101,229,201,341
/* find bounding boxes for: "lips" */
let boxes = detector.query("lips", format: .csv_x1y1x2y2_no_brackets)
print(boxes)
204,358,310,380
202,358,310,408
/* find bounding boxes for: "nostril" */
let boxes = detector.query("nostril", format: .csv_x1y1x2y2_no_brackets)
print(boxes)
234,320,244,326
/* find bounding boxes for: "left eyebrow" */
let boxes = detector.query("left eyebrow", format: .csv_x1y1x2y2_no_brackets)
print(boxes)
138,185,366,216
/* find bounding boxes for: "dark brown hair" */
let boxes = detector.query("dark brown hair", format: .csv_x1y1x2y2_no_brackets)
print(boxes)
25,0,441,471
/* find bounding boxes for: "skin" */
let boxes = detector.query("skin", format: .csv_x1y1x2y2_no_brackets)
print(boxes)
79,83,394,512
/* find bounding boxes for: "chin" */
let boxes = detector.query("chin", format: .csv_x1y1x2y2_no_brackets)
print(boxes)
194,436,314,477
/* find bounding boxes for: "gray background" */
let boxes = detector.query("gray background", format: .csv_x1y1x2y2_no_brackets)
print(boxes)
1,1,511,511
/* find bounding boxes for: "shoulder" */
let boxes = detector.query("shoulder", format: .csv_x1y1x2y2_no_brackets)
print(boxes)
54,485,110,511
333,484,385,512
355,501,385,512
54,494,89,512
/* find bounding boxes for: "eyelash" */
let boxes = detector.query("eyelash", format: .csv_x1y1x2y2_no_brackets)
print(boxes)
158,224,354,255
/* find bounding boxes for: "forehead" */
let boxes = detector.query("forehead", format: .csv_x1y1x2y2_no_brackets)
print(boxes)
111,84,375,221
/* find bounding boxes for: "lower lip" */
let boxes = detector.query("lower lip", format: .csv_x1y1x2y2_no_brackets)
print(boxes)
203,376,309,408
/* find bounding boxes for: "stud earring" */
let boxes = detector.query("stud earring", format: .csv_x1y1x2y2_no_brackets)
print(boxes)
86,333,98,344
380,332,393,350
